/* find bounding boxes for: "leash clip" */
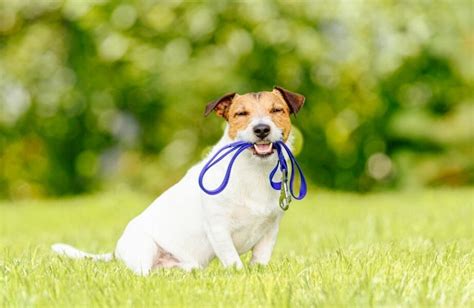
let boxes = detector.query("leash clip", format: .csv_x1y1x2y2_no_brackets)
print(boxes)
279,168,292,211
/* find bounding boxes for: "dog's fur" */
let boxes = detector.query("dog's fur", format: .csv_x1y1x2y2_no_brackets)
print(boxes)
52,86,305,275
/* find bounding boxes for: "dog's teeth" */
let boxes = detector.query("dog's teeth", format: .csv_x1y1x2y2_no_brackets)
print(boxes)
253,143,273,155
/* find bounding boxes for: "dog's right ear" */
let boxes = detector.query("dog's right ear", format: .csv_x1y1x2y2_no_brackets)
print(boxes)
273,86,305,115
204,92,236,120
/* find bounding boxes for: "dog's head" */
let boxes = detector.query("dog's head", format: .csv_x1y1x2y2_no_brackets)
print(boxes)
205,86,305,158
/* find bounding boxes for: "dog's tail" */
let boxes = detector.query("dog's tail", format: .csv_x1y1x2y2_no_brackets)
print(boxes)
51,243,113,262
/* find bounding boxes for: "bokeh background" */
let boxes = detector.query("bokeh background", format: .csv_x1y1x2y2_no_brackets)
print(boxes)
0,0,472,199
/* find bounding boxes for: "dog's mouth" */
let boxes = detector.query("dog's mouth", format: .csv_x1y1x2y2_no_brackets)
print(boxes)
250,141,274,157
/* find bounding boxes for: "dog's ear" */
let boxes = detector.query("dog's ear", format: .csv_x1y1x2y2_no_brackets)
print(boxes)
273,86,305,115
204,92,236,119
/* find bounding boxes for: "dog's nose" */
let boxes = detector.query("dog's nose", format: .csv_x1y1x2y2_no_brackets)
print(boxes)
253,124,271,139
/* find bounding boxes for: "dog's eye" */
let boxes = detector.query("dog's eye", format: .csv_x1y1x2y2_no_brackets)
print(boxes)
271,108,284,113
234,111,249,117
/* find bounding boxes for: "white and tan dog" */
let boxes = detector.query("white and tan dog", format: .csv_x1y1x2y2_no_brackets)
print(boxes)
52,86,305,275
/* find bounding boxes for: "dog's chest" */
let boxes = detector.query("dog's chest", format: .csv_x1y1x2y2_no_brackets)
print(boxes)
225,161,281,252
204,152,283,253
226,186,281,253
230,206,279,253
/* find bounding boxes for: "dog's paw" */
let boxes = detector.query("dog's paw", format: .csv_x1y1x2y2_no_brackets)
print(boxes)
222,259,244,270
249,258,270,267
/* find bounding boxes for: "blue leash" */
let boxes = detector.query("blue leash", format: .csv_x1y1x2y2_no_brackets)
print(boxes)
198,141,307,210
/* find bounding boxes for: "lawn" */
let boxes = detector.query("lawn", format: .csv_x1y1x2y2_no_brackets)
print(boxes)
0,188,473,307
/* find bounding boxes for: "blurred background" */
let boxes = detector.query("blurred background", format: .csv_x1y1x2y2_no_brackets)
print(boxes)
0,0,472,199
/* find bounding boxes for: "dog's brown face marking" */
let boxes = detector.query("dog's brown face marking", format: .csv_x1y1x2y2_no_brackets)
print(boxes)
227,91,292,140
205,87,305,143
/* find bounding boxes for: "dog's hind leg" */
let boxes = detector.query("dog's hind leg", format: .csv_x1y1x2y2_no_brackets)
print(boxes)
152,248,202,272
115,230,159,276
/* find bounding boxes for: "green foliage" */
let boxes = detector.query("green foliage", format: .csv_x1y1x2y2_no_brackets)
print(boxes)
1,189,473,306
0,1,472,197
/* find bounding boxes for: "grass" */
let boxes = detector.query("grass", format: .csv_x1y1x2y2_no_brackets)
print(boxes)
0,188,473,307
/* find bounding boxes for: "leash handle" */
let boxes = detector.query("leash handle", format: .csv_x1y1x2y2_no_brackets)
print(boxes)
198,141,252,195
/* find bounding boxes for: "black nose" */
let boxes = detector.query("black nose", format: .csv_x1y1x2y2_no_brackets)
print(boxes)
253,124,271,139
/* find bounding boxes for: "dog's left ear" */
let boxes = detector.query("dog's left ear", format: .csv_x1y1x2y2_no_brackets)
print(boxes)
204,92,236,120
273,86,305,115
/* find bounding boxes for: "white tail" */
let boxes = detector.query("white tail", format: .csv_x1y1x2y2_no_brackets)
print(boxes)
51,243,113,262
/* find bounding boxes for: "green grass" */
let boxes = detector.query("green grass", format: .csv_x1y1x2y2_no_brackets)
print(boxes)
1,189,473,307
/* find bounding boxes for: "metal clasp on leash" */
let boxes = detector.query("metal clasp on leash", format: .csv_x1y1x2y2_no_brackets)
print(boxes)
279,168,292,211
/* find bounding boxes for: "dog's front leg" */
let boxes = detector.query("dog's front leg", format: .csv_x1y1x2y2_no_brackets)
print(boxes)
250,215,282,266
204,205,243,269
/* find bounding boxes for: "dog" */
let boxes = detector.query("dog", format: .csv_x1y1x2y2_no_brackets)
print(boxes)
52,86,305,275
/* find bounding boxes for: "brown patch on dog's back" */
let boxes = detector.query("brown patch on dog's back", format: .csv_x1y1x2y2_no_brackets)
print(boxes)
227,91,292,140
